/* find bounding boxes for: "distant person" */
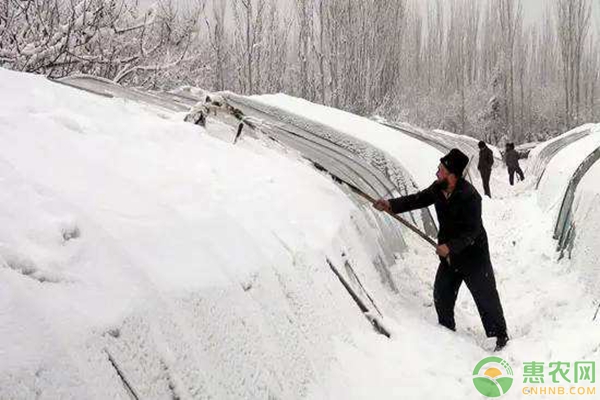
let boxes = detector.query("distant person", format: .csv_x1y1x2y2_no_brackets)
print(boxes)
373,148,509,351
477,141,494,198
505,143,524,185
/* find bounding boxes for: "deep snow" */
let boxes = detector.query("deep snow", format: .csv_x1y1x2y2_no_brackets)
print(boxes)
1,68,599,399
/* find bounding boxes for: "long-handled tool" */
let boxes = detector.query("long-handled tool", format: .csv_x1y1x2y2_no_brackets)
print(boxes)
328,174,453,265
330,175,437,248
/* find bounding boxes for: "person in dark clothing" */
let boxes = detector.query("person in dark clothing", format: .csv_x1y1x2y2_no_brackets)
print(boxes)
477,141,494,198
373,148,509,351
505,143,525,185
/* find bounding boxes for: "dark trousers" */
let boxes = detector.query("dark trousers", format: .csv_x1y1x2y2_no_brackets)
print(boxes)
508,167,525,185
433,260,507,338
479,169,492,197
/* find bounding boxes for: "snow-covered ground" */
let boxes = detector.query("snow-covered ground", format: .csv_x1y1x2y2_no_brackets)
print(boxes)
0,68,398,398
321,166,600,398
1,68,599,399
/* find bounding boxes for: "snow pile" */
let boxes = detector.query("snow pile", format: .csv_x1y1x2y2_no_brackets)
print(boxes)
534,124,600,216
525,121,600,293
527,123,596,187
569,156,600,290
368,118,499,184
2,69,600,400
248,93,444,189
0,68,409,398
529,123,600,289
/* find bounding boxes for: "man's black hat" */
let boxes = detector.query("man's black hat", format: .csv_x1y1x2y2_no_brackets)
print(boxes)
440,148,469,177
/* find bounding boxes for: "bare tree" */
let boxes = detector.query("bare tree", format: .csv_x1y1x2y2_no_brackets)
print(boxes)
314,0,326,103
294,0,313,100
496,0,523,141
259,0,290,93
205,0,227,91
231,0,266,94
555,0,592,129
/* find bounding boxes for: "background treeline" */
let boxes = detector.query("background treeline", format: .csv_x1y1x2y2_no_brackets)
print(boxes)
2,0,598,143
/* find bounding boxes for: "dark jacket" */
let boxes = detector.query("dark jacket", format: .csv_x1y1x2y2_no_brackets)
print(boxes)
478,146,494,172
505,149,520,169
389,179,490,270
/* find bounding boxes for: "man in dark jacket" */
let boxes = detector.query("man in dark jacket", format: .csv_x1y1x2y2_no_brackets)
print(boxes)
505,143,525,185
478,141,494,198
373,149,509,351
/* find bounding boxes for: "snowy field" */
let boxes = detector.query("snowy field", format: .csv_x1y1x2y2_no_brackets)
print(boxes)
1,68,599,399
0,68,386,398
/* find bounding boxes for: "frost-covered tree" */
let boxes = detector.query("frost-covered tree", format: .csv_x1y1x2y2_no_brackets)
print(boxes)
0,0,201,85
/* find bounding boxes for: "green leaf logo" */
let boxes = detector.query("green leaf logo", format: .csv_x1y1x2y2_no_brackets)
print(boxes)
473,356,514,397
